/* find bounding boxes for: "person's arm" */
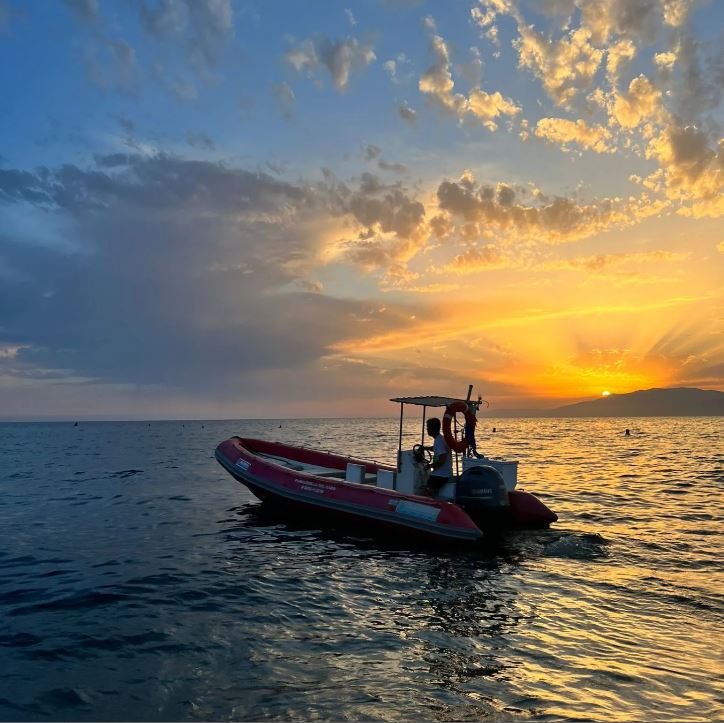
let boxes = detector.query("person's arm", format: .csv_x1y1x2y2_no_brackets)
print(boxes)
429,452,447,472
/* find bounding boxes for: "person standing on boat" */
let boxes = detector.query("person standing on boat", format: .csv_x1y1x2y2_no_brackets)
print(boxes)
425,417,452,495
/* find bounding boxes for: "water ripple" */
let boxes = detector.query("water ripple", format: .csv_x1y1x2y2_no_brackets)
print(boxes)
0,416,721,721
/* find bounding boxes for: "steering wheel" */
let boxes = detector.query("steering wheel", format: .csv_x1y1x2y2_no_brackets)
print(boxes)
413,444,433,465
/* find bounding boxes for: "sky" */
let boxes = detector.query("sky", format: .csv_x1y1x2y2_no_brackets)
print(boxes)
0,0,722,420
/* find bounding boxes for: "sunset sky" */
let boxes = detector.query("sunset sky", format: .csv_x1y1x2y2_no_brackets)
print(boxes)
0,0,722,419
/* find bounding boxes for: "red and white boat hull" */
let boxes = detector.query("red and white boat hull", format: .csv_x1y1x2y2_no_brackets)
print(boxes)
216,438,484,543
215,437,557,544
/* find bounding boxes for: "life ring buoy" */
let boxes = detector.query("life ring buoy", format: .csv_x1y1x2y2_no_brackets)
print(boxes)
443,401,477,453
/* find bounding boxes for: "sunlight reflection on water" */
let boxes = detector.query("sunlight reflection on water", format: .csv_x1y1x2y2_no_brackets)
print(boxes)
0,416,722,721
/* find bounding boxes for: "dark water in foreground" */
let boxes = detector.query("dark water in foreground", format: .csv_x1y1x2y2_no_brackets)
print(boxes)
0,417,722,721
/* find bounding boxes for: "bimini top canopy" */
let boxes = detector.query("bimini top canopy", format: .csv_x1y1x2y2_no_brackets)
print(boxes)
389,395,471,407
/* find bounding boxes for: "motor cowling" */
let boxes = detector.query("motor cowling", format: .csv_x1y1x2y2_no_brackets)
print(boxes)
455,465,509,526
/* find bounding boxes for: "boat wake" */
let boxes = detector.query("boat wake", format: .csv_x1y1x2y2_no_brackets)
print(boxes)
541,532,609,560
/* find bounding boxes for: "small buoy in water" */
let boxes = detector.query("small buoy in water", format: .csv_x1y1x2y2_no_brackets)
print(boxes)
74,421,78,427
279,424,282,428
492,427,496,432
625,428,630,436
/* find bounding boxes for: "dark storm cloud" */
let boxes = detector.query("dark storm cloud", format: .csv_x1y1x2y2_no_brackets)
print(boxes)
0,154,311,215
0,154,417,394
674,33,724,125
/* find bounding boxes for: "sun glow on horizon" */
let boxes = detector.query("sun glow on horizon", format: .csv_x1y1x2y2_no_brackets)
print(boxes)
0,1,722,419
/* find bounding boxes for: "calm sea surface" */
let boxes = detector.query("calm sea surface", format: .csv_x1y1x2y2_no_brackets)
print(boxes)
0,417,722,722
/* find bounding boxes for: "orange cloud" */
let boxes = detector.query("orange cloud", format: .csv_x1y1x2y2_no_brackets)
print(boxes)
534,117,614,153
514,26,603,106
542,250,690,273
646,126,724,218
606,38,637,85
435,171,669,245
610,74,667,129
419,28,520,130
327,287,720,407
440,244,508,274
333,294,711,356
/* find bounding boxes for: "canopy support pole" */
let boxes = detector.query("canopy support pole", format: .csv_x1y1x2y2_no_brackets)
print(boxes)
420,405,427,446
397,403,404,472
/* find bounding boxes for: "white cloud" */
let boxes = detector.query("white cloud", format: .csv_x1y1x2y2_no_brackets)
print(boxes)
272,81,295,118
397,103,417,125
285,35,376,91
84,38,138,95
456,46,484,87
186,131,215,150
138,0,234,72
419,30,520,129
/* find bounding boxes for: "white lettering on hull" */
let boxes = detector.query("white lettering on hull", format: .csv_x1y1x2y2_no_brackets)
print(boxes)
294,479,336,494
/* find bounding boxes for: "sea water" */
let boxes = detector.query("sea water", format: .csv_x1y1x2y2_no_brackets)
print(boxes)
0,417,722,721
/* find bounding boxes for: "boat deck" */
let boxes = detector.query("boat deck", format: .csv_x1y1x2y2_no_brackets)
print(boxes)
257,452,378,483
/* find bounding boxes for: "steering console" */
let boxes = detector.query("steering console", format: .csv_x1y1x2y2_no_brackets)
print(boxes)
412,443,433,465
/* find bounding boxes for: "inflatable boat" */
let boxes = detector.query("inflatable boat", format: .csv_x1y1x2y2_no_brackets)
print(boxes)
215,390,557,544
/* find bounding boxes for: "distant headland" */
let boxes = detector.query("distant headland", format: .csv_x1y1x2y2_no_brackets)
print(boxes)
494,387,724,418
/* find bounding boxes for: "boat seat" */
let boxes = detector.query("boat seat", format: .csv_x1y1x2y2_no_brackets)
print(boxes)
258,454,305,471
295,464,334,476
315,470,378,484
314,470,347,479
257,453,375,483
259,456,342,477
275,459,305,471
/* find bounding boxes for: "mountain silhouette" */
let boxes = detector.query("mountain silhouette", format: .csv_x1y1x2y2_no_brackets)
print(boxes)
549,387,723,417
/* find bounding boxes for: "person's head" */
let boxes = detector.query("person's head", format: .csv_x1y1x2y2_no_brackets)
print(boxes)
426,417,441,438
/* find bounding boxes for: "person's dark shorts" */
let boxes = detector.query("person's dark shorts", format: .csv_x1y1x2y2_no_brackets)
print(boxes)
428,475,449,493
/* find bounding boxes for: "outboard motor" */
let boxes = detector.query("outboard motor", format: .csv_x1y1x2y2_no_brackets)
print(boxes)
456,465,510,528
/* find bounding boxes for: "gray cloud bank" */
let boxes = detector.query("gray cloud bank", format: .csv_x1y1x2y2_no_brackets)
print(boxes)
0,154,424,414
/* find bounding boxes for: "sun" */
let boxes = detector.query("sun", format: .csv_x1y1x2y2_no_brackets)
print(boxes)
602,390,611,396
